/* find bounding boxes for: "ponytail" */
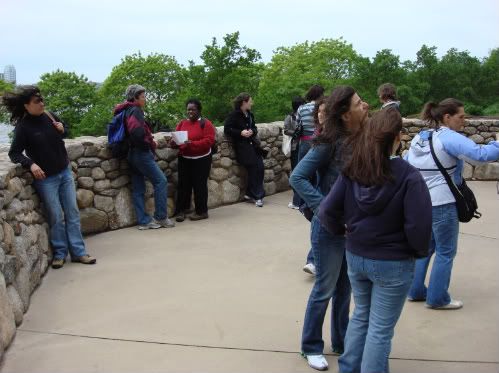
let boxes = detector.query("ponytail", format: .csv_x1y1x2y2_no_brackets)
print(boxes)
421,98,463,128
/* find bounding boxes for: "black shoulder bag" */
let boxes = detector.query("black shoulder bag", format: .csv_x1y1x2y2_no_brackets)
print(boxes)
429,131,481,223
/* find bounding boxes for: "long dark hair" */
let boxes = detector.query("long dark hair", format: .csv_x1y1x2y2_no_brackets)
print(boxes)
233,92,251,110
343,108,402,186
1,85,41,123
421,98,463,128
314,85,355,145
313,96,327,130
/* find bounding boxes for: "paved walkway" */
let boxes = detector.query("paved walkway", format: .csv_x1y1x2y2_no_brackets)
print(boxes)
1,182,498,373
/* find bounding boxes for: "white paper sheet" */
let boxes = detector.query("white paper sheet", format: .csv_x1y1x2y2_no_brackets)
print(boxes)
172,131,188,144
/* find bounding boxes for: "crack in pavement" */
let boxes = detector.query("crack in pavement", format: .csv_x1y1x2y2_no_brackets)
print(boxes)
459,231,497,240
18,329,499,365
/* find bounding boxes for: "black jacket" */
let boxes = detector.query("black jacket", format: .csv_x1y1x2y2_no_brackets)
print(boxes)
9,112,70,176
224,109,260,166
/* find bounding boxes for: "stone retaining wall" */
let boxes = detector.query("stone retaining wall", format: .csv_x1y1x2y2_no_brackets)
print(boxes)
0,122,290,360
399,119,499,180
0,119,497,360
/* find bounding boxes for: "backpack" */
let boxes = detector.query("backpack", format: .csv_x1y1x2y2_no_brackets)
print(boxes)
107,110,129,159
199,118,218,155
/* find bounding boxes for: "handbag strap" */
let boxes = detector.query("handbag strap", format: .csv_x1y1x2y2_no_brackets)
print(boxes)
44,111,56,123
429,131,461,195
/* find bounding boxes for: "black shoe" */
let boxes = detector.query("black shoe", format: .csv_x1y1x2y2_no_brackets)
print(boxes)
175,212,185,222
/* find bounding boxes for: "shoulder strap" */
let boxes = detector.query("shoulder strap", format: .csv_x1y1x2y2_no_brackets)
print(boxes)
429,132,459,192
44,111,56,123
200,117,205,129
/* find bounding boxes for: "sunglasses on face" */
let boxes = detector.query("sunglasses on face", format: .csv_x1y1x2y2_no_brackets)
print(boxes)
31,96,44,104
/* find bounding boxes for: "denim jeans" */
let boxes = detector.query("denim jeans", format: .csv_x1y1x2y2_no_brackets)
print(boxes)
34,166,86,260
290,147,301,207
302,216,351,354
128,148,168,225
408,203,459,307
339,252,414,373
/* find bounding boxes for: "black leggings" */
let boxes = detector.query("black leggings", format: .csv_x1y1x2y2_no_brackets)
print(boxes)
175,154,212,214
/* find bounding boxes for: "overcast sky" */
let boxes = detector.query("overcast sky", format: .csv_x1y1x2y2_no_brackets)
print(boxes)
1,0,498,84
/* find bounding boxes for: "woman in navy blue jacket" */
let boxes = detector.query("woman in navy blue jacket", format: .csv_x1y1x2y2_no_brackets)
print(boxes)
318,109,432,373
290,86,369,371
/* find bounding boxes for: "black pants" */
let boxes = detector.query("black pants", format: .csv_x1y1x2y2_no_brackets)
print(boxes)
175,154,212,214
244,155,265,200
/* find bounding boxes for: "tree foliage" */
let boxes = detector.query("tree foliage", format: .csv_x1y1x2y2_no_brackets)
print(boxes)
256,38,362,121
187,32,263,123
0,80,15,123
37,70,97,134
14,34,497,138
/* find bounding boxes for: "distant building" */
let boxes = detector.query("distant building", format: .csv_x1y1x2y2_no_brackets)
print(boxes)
0,72,4,81
3,65,16,84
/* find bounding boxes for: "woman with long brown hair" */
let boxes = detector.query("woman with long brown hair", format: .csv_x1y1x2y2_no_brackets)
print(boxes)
318,108,432,373
290,86,368,371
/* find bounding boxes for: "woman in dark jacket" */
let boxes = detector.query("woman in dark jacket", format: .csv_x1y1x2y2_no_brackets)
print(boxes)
319,109,432,373
224,93,265,207
4,86,96,269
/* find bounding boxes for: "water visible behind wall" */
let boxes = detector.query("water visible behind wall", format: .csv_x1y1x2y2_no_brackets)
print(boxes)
0,122,13,145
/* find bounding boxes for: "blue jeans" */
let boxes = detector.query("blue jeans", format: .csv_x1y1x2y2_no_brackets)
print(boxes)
302,216,351,354
128,148,168,225
339,252,414,373
34,166,86,260
408,203,459,307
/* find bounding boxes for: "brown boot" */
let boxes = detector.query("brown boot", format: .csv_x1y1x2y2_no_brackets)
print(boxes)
51,258,65,269
189,212,209,221
71,255,97,265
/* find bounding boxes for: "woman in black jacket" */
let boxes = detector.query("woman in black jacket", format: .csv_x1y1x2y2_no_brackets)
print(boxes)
224,93,265,207
3,86,96,269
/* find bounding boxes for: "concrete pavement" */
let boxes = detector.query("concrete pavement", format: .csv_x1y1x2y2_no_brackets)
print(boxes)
1,182,498,373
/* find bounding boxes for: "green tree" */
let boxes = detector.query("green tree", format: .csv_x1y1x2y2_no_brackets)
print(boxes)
0,80,15,123
352,49,408,111
433,48,482,105
78,52,187,136
188,32,263,123
478,48,499,108
256,38,362,122
38,70,97,135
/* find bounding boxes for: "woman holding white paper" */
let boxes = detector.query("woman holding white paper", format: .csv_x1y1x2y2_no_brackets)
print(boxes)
171,99,216,221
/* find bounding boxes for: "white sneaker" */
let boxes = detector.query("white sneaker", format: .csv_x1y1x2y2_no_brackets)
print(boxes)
427,299,463,310
138,221,161,230
255,199,264,207
303,263,316,276
288,202,300,210
302,353,328,371
244,195,254,202
153,217,175,228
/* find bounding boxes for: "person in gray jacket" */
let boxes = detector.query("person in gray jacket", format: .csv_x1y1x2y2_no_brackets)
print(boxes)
284,96,306,209
378,83,400,112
